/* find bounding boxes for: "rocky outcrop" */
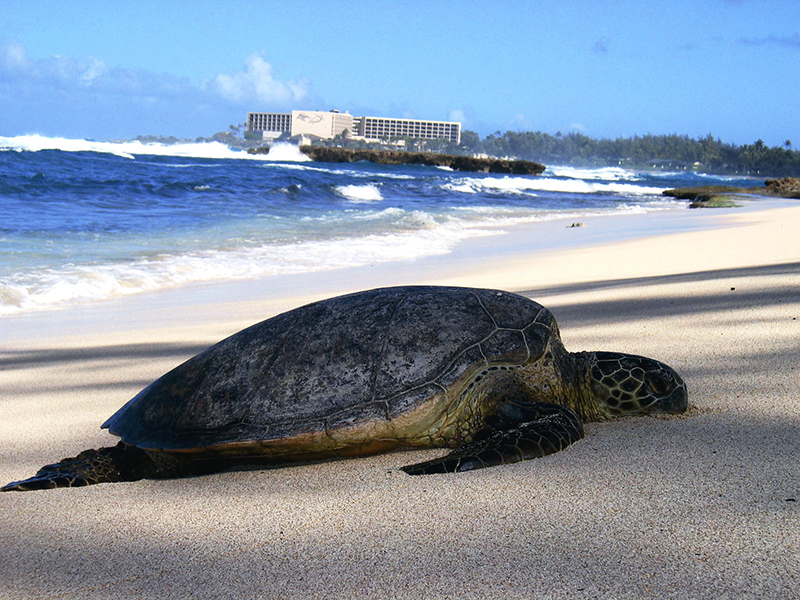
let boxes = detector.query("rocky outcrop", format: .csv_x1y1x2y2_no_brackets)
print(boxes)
299,146,546,175
664,178,800,208
246,146,271,155
764,177,800,197
448,155,547,175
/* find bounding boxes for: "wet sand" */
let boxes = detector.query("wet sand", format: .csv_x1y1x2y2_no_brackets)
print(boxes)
1,200,798,599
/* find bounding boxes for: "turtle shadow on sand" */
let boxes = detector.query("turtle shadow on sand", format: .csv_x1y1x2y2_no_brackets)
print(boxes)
2,286,687,492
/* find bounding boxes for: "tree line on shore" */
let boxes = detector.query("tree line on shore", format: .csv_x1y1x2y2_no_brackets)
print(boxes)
327,129,799,177
454,131,799,176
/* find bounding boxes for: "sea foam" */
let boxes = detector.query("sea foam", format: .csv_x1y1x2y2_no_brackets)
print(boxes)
0,135,310,162
546,166,639,181
0,220,498,315
445,176,665,196
336,184,383,202
0,144,705,317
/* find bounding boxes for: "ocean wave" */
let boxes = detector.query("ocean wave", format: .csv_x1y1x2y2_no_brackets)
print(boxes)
546,166,640,181
0,194,692,316
263,143,311,162
270,161,415,180
273,163,360,176
444,176,665,196
0,145,705,317
0,222,498,315
616,198,688,211
335,184,383,202
350,207,407,221
0,135,310,162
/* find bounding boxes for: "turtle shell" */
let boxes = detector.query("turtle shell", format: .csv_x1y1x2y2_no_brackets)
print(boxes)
102,286,558,451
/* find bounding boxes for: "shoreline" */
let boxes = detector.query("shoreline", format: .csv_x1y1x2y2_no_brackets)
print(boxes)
1,198,794,346
1,199,798,598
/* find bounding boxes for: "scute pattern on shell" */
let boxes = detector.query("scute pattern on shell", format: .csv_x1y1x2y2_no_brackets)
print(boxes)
102,286,558,451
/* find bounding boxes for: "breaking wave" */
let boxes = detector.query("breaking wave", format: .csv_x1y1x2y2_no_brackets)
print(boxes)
443,175,666,196
336,184,383,202
1,142,721,316
0,135,309,162
0,221,497,315
546,166,640,181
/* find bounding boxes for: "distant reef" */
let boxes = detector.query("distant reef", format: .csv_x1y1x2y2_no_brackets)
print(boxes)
296,146,546,175
663,177,800,208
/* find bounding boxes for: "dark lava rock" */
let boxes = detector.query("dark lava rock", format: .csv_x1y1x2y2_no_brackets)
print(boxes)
300,146,546,175
663,179,800,208
764,177,800,198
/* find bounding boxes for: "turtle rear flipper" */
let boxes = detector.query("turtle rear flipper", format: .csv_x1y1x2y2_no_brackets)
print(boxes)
401,403,584,475
1,442,159,491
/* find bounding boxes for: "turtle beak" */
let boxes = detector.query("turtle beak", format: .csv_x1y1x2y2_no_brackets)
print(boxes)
659,377,688,414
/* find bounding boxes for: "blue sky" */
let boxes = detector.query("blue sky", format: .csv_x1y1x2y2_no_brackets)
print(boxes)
1,0,798,146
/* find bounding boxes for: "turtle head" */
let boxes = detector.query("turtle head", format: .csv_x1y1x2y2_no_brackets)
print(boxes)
588,352,687,418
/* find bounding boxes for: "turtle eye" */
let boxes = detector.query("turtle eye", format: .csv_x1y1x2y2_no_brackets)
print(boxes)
645,374,670,396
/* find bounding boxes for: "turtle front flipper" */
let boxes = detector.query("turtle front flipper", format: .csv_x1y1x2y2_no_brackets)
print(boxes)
401,403,584,475
1,442,159,491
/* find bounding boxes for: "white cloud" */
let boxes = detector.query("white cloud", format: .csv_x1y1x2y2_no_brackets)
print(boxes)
2,41,30,70
209,53,308,105
79,57,107,86
0,42,312,138
1,42,305,106
449,109,466,124
511,113,532,130
1,42,110,89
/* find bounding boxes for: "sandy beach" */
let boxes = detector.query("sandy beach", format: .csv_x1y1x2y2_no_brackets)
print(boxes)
1,200,798,599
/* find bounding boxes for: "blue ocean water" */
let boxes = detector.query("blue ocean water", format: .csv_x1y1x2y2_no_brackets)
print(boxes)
0,135,759,315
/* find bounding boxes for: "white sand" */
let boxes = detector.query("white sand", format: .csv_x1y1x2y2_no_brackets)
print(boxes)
1,200,798,599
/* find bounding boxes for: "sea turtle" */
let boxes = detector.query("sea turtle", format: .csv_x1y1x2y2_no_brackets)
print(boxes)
2,286,687,491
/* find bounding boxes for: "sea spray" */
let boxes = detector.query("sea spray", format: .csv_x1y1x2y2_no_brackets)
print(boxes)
0,135,309,162
444,176,667,196
336,184,383,202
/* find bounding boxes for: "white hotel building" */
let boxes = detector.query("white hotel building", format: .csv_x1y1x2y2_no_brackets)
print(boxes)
247,110,461,145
